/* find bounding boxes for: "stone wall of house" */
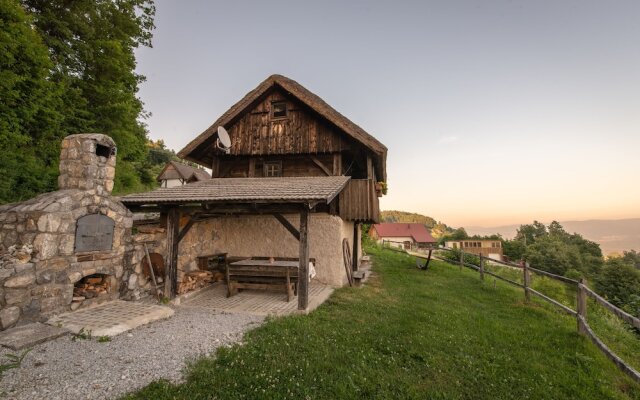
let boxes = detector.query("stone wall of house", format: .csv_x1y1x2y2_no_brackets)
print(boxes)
0,134,136,330
177,213,355,287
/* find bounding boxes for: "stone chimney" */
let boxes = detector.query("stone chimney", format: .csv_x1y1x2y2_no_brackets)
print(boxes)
58,134,117,194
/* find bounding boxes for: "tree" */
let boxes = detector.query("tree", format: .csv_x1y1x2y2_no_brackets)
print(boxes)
0,0,64,203
621,250,640,270
595,258,640,315
514,221,547,246
4,0,157,200
524,235,580,276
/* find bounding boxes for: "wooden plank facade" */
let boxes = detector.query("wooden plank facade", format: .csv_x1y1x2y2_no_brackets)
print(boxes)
180,75,387,224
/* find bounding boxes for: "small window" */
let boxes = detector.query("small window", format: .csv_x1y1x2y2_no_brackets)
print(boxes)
271,101,287,119
264,161,282,177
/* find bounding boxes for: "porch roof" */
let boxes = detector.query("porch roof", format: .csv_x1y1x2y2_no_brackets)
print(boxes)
119,176,350,206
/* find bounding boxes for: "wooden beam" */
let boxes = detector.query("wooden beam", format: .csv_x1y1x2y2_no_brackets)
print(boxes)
272,213,300,241
298,205,310,310
333,153,342,175
366,155,374,180
310,155,331,176
165,207,180,299
177,217,196,243
248,158,255,177
352,223,359,271
211,157,220,178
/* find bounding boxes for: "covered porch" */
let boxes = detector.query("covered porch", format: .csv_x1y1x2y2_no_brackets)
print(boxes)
120,176,352,311
180,281,334,316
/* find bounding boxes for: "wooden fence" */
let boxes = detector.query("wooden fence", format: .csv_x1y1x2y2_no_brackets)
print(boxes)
414,246,640,383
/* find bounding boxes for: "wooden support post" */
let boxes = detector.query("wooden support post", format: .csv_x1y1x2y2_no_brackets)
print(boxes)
165,207,180,299
352,223,359,271
366,155,374,179
332,153,342,175
211,157,220,178
577,278,588,334
248,158,255,177
524,262,531,302
479,254,484,280
298,205,310,310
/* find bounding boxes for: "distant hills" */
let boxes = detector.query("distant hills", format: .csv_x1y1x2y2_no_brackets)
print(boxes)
467,218,640,255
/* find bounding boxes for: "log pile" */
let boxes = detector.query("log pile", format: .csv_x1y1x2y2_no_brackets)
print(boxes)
72,275,110,309
177,270,224,295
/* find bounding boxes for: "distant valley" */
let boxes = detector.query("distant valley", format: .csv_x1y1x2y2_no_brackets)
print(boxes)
466,218,640,255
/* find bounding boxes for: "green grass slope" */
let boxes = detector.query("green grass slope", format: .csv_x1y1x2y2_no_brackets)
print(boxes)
125,247,640,400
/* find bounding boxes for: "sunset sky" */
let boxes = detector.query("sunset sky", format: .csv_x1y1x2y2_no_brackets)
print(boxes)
136,0,640,228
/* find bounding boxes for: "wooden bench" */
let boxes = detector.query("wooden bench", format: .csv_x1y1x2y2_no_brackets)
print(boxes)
226,257,315,302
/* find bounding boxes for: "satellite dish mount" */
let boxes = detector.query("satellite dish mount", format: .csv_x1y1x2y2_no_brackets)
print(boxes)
216,126,232,154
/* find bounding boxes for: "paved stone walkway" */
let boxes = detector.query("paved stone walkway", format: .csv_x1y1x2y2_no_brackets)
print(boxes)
0,323,68,350
182,281,334,315
47,300,174,337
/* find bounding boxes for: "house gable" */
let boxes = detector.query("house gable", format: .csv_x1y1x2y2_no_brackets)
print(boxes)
178,74,387,181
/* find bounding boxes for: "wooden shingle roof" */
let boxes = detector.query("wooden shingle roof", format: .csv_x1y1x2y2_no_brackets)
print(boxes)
120,176,350,205
178,74,387,181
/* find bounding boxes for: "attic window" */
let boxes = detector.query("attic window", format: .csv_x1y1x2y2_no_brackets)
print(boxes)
271,101,287,119
264,161,282,177
96,144,113,158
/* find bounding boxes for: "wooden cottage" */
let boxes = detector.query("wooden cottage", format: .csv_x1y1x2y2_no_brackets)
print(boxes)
121,74,387,310
157,160,211,188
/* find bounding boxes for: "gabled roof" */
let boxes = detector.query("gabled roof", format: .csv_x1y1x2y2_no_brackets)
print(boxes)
120,176,350,205
372,223,436,243
178,74,387,181
156,161,211,182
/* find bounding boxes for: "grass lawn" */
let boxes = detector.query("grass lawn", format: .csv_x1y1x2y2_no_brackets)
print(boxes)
125,246,640,400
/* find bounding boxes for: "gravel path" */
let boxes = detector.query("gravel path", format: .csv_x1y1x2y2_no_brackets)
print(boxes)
0,307,264,400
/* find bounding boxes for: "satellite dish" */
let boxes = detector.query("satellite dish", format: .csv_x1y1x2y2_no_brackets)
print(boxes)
216,126,231,154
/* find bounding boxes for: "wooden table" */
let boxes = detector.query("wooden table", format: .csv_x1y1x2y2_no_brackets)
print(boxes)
227,259,299,301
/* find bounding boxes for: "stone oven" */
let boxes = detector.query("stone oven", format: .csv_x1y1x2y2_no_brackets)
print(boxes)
0,134,135,330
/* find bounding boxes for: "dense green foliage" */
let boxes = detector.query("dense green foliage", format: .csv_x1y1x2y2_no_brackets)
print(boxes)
0,0,157,204
0,0,64,201
125,246,639,399
498,221,639,317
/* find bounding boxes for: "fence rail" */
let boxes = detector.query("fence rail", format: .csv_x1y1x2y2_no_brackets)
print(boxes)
408,245,640,383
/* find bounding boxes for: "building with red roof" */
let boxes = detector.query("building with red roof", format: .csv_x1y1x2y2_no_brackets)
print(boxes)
369,223,437,250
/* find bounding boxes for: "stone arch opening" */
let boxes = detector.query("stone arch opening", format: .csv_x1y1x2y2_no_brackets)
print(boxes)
71,273,115,310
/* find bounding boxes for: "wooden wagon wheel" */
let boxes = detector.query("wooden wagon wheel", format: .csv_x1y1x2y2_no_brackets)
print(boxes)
342,238,354,287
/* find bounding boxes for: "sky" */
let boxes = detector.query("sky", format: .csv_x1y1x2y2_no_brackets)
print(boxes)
136,0,640,228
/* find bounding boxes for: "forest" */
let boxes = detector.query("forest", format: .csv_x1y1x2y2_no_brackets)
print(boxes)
0,0,165,204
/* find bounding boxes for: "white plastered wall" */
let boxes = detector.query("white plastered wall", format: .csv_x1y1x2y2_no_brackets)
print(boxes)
178,213,354,287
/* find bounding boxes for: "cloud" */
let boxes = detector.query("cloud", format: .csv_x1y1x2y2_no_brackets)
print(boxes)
438,135,459,144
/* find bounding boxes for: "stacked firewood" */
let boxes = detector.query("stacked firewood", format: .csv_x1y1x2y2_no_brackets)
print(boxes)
73,276,110,300
177,270,225,295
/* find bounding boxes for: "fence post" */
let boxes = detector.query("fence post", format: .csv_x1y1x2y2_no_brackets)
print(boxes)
523,262,530,302
459,250,464,271
479,254,484,280
577,278,587,334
